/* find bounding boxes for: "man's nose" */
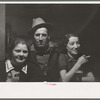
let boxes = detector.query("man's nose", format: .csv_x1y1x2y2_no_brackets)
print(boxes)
39,35,43,40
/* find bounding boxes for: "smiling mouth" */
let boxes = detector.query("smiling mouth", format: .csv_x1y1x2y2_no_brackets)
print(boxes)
17,59,25,63
17,56,25,61
73,50,78,53
74,50,78,52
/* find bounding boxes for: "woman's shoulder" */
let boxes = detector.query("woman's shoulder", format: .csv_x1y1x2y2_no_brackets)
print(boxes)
59,53,69,59
59,53,70,66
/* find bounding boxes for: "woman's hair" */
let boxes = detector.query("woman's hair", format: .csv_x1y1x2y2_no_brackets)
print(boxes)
60,33,79,53
6,36,31,62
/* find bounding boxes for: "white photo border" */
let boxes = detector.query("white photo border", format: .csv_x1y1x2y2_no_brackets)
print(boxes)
0,1,100,99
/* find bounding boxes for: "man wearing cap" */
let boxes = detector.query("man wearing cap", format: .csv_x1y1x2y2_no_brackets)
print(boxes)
28,17,60,82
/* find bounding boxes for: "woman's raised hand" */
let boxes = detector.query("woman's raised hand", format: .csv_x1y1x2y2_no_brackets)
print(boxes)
77,55,90,67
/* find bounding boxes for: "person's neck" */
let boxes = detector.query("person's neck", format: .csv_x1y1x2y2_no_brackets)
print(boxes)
10,58,25,70
67,52,76,59
34,44,49,55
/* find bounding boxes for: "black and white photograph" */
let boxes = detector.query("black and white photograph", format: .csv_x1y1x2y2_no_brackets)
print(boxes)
0,4,99,82
0,2,100,98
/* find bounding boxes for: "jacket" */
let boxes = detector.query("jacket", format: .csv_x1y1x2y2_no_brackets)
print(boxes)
0,60,35,82
30,43,60,82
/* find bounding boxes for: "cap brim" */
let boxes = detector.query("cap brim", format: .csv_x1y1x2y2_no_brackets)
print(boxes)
27,23,53,36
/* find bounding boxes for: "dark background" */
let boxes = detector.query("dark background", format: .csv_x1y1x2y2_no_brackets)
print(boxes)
6,4,100,81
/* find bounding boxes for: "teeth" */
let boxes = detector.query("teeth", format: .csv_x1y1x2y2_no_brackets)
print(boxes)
18,56,24,60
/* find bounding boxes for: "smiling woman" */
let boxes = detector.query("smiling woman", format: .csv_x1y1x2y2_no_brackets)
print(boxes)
58,33,95,82
12,43,28,63
0,36,34,82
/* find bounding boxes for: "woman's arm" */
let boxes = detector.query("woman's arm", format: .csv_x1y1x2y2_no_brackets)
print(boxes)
60,55,88,82
82,72,95,82
60,62,81,82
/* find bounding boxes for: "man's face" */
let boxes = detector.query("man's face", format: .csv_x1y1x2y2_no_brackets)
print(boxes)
34,27,50,47
66,36,80,56
12,43,28,64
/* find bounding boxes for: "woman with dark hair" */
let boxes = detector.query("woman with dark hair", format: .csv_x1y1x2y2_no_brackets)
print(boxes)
59,33,95,82
0,37,33,82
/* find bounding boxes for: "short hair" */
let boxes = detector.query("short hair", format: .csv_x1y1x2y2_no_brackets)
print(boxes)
6,36,31,62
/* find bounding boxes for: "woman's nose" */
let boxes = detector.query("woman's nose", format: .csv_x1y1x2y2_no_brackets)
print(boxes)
19,51,24,55
74,44,78,48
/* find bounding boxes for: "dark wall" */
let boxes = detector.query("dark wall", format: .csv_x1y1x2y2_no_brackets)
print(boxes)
0,5,5,60
6,4,100,55
78,6,100,81
6,4,99,41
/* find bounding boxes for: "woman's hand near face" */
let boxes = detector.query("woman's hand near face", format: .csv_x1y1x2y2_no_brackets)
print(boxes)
76,55,90,68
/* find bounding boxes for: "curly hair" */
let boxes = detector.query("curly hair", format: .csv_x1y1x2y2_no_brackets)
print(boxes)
60,33,79,53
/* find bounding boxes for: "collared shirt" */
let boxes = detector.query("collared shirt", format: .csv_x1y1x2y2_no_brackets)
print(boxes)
31,42,55,76
59,53,92,82
5,60,27,74
59,53,76,72
59,53,82,82
5,60,27,82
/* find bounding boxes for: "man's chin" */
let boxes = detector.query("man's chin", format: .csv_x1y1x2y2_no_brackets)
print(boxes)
37,44,45,48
